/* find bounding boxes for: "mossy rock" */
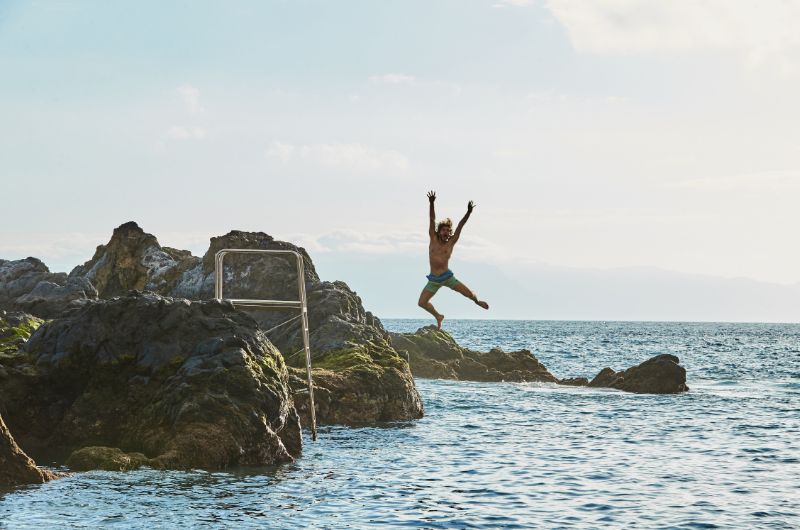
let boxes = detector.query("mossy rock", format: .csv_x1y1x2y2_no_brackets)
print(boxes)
0,312,43,356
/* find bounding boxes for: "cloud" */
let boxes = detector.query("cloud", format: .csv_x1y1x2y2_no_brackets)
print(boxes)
167,126,207,140
177,84,203,113
664,169,800,191
264,142,408,172
492,0,533,7
545,0,800,71
287,229,508,262
368,73,416,85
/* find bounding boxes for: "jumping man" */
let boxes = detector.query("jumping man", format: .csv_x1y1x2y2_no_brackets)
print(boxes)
418,190,489,328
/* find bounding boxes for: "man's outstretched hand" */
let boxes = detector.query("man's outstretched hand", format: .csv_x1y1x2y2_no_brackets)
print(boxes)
467,200,475,214
428,190,436,203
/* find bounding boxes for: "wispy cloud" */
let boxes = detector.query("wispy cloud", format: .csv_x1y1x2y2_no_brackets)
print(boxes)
177,84,203,113
287,229,508,262
663,169,800,191
264,142,408,172
492,0,533,7
167,126,207,140
368,73,416,85
545,0,800,72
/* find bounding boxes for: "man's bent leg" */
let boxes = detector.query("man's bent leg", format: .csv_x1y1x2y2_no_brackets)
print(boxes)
452,281,489,310
418,288,445,329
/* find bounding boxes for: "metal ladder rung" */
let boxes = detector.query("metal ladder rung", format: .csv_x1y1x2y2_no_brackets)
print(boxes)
225,299,303,309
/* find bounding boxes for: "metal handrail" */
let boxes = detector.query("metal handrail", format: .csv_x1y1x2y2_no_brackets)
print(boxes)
214,248,317,441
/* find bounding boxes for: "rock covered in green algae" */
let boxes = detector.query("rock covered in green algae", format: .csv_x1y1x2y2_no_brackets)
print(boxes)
1,412,58,488
585,354,689,394
0,311,43,355
0,258,97,318
287,341,424,425
66,446,151,471
0,292,301,469
390,326,559,383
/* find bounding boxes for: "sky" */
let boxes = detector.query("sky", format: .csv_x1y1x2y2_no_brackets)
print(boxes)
1,1,800,320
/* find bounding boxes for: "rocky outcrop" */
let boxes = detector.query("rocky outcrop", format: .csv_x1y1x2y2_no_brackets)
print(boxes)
0,292,301,469
69,221,199,298
394,327,689,394
0,258,96,318
1,413,58,488
74,223,423,425
390,326,558,383
5,222,424,426
585,354,689,393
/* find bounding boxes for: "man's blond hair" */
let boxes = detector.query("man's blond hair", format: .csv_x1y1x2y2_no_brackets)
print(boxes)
436,218,453,233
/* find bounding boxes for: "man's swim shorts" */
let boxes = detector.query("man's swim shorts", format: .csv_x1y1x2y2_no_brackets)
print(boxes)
424,270,460,293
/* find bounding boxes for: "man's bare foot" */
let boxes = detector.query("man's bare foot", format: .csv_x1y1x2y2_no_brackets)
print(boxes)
436,314,445,329
476,300,489,310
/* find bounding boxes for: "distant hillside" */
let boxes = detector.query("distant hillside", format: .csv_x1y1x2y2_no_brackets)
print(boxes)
313,254,800,323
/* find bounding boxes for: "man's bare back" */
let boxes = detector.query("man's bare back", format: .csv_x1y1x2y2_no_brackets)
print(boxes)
418,191,489,329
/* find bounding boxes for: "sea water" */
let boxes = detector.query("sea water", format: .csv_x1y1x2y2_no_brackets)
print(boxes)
1,320,798,529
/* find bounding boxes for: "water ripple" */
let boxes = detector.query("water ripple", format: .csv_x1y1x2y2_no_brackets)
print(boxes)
1,320,799,528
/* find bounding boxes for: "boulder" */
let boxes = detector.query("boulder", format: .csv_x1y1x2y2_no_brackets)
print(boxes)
390,326,558,383
0,292,301,469
1,412,57,488
287,341,424,425
587,354,689,394
0,258,96,318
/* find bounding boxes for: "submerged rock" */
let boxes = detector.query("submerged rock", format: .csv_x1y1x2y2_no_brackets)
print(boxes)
0,292,301,469
390,326,558,383
66,446,151,471
1,413,57,488
586,354,689,394
0,258,96,318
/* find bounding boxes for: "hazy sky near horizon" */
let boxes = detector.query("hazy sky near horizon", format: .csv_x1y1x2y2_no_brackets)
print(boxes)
2,0,800,287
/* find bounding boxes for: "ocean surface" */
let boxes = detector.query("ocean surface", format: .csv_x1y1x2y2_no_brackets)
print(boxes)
2,320,799,529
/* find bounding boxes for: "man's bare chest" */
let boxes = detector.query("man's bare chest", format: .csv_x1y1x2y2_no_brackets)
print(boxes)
430,243,453,258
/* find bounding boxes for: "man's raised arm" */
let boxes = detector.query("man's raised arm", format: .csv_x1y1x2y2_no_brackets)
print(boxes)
451,200,475,244
427,190,436,238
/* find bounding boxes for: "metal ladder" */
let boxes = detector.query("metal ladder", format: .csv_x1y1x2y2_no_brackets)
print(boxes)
214,248,317,441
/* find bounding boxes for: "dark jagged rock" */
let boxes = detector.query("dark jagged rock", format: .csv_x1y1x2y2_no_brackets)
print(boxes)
586,354,689,394
165,229,319,302
0,258,97,318
66,446,151,471
1,413,58,488
69,221,199,298
0,292,301,469
390,326,558,383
